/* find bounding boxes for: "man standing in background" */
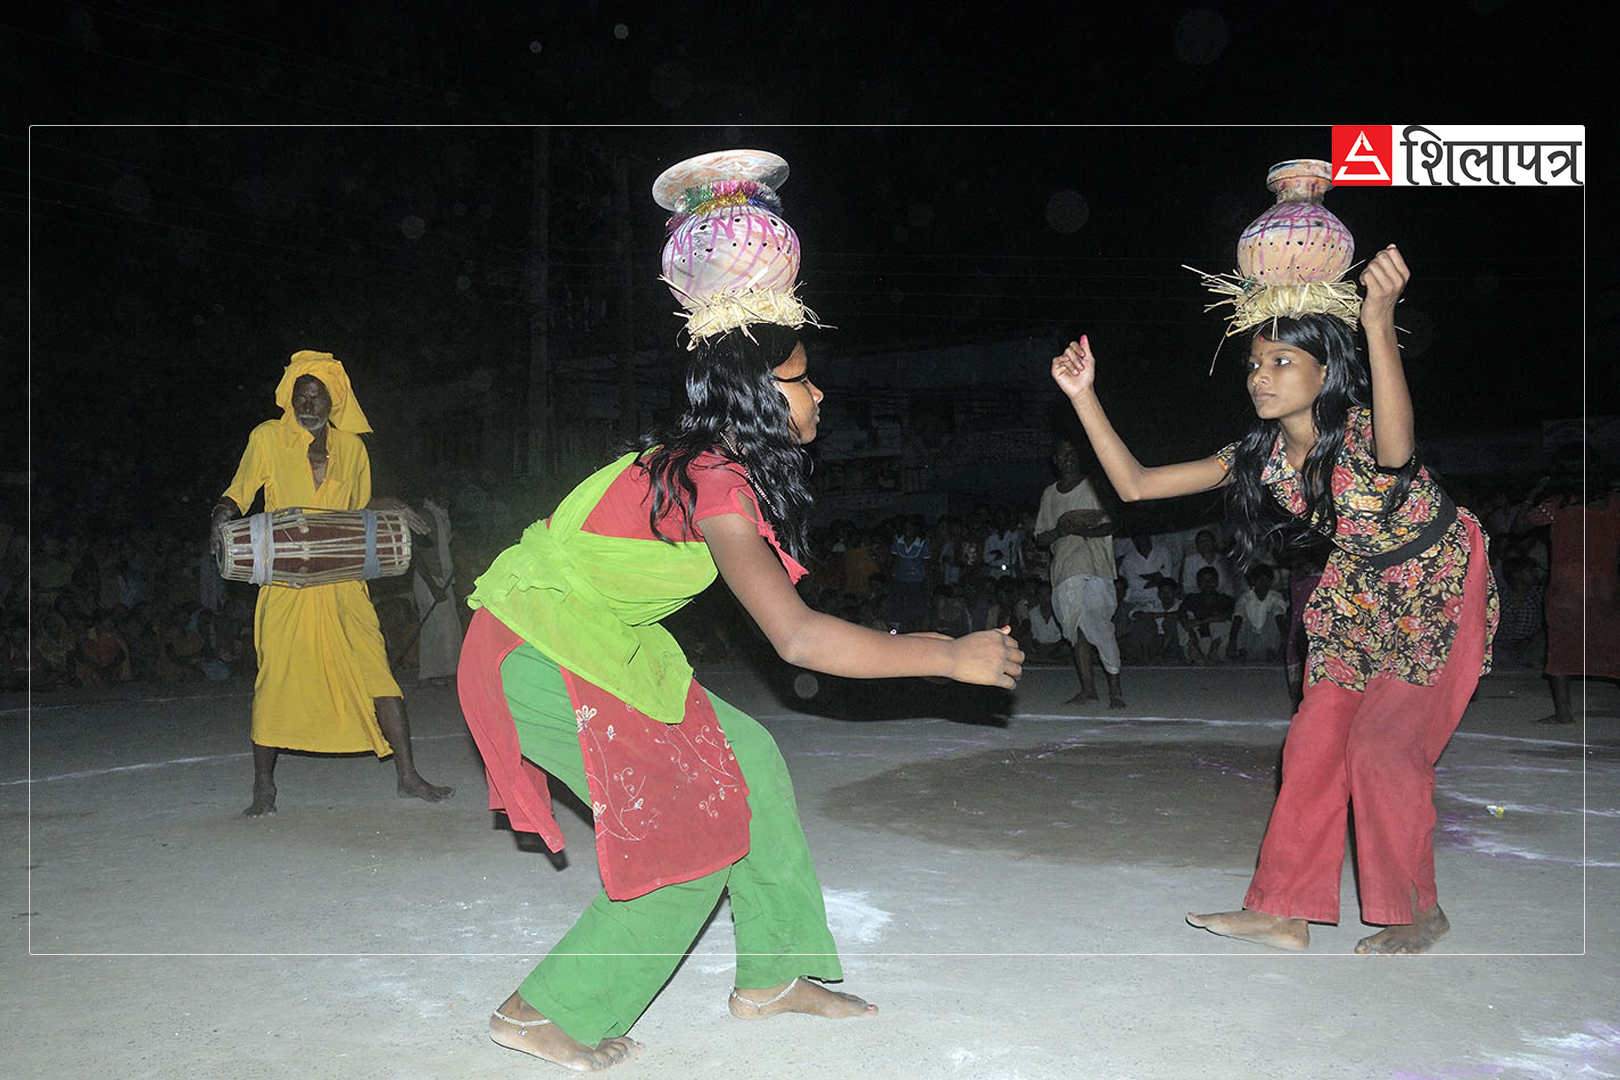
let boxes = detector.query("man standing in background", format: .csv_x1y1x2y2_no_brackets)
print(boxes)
1035,437,1126,707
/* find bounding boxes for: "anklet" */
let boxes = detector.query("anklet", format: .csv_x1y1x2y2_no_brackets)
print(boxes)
492,1009,553,1030
731,976,800,1009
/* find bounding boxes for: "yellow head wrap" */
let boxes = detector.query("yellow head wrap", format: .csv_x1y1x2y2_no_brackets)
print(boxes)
273,350,373,434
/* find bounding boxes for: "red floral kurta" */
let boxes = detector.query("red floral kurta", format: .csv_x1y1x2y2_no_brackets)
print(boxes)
1220,408,1498,691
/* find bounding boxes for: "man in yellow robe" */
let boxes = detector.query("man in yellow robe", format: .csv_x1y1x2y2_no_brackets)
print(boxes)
211,351,453,816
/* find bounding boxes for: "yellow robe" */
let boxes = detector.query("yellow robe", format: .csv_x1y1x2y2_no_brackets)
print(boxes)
222,417,399,755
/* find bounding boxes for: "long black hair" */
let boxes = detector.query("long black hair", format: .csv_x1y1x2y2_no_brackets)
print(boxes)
631,322,814,560
1224,314,1420,568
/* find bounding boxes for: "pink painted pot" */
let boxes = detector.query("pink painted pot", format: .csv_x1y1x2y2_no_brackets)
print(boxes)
661,204,800,309
1236,159,1354,284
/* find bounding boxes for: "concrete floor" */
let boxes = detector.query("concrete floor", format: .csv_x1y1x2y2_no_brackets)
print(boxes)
5,660,1616,1079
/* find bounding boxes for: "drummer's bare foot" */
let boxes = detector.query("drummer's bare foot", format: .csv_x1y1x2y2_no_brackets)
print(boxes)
1186,909,1309,950
398,774,454,802
1356,904,1449,954
489,991,642,1071
728,977,877,1020
1065,690,1099,705
243,782,277,817
376,698,452,803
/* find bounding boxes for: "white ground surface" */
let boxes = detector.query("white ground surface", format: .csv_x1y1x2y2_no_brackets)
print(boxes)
5,661,1616,1079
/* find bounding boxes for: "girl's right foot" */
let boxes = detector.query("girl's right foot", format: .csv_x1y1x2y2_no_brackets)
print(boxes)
728,977,877,1020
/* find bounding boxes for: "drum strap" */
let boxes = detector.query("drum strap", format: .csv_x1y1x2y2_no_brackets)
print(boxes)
361,509,380,580
249,512,276,586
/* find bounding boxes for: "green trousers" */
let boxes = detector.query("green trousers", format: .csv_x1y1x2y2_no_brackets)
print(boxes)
500,643,844,1044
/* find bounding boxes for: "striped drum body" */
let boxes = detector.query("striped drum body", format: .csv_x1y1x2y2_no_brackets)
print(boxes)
215,508,412,588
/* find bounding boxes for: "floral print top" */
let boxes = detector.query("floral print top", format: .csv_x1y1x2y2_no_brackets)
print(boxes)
1218,408,1497,690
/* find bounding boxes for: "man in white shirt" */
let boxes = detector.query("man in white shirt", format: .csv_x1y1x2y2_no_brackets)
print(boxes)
1231,564,1288,660
982,508,1024,581
1034,438,1125,707
1179,528,1239,598
1118,533,1175,614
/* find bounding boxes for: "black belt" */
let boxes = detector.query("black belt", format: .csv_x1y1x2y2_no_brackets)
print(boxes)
1359,490,1459,571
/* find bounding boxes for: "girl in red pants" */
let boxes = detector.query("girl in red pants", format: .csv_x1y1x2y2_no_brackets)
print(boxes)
1052,245,1496,952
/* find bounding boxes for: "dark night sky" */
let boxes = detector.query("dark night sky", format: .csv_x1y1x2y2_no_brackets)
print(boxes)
8,3,1610,531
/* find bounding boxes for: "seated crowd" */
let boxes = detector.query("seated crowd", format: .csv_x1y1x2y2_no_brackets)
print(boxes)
4,476,1555,696
788,478,1559,688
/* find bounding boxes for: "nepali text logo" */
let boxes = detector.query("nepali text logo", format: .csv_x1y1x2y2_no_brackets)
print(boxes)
1334,125,1583,187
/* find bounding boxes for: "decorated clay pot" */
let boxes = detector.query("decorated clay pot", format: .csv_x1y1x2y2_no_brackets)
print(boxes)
1236,159,1354,284
660,198,800,309
654,150,800,310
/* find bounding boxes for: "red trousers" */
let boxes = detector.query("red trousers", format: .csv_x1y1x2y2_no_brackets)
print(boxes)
1244,520,1492,926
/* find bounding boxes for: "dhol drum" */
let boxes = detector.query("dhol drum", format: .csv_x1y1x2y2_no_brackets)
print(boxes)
215,508,412,588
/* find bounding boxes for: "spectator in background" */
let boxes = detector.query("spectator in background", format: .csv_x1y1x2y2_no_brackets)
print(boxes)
35,536,74,613
1230,564,1288,661
864,572,891,630
1520,451,1618,724
78,613,133,685
1036,437,1125,706
884,517,931,632
33,611,76,689
841,529,881,600
928,585,973,638
982,506,1024,581
958,507,988,592
985,577,1029,642
1181,566,1235,666
1492,555,1545,671
1118,533,1175,616
1180,528,1239,599
935,517,963,587
412,496,463,686
1128,579,1187,663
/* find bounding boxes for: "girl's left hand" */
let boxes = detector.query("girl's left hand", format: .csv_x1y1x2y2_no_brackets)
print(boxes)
1359,244,1410,330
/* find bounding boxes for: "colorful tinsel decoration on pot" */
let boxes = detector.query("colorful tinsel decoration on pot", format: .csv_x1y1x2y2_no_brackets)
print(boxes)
664,180,785,233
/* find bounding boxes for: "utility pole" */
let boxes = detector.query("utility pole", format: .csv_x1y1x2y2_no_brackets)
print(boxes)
527,127,551,478
614,154,637,438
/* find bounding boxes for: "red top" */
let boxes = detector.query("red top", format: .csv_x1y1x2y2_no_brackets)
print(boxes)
580,450,808,580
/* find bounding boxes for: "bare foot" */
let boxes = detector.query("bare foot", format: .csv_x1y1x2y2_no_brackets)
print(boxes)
1186,909,1309,950
398,775,455,802
1064,690,1100,705
243,783,277,817
1535,712,1576,726
728,977,877,1020
1355,905,1449,954
1108,694,1127,708
489,991,643,1071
